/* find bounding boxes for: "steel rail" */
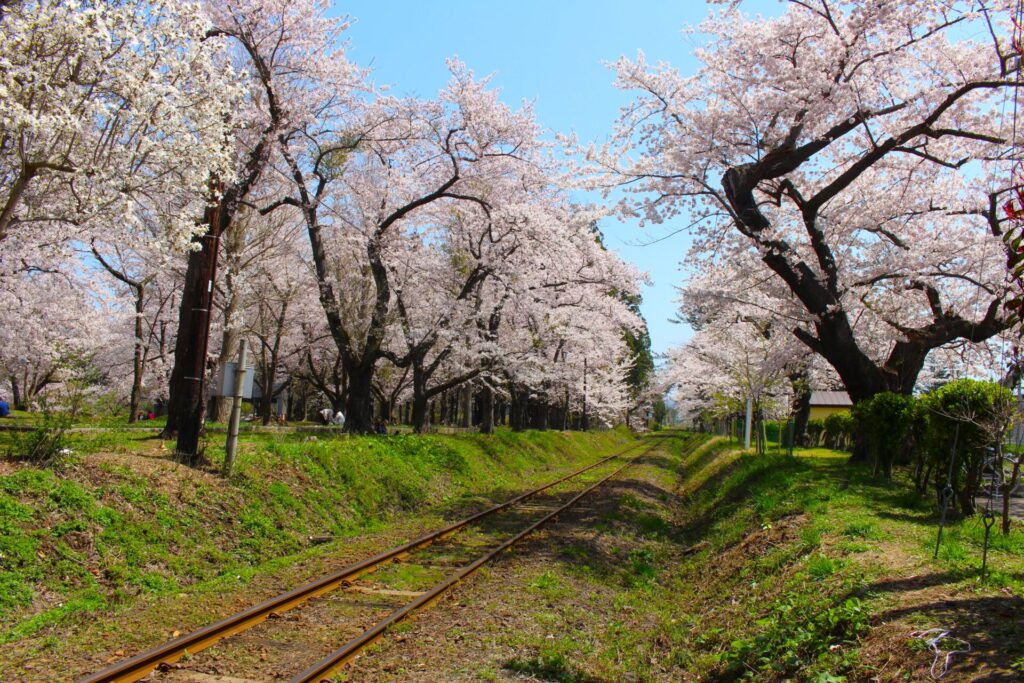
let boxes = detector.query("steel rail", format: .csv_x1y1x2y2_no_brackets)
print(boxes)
290,443,653,683
77,440,646,683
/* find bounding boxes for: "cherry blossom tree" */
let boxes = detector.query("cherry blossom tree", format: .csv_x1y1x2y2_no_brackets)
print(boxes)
601,0,1021,404
665,310,801,445
997,6,1024,329
388,225,492,433
205,192,304,421
382,198,626,432
485,212,646,431
0,0,653,440
243,240,317,424
0,0,237,256
280,62,558,432
0,271,114,410
162,0,364,459
677,245,843,439
89,237,183,422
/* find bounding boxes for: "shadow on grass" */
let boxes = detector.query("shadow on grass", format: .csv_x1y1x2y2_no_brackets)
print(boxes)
873,509,940,526
503,655,614,683
871,593,1024,680
857,569,982,596
634,453,681,474
501,451,706,585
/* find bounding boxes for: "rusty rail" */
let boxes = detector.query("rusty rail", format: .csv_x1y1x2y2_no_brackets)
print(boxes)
290,443,652,682
77,440,647,683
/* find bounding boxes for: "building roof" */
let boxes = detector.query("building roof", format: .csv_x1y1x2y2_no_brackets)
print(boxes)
809,390,852,407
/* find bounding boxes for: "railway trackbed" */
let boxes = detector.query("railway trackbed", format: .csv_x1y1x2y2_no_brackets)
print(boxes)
78,439,654,683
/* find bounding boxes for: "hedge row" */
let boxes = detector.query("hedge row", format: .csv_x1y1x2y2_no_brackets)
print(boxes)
815,379,1016,516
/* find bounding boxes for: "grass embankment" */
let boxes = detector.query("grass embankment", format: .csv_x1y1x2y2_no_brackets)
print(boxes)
483,433,1023,682
0,428,635,651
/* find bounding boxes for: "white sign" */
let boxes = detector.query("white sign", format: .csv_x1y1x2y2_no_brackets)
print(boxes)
215,361,254,399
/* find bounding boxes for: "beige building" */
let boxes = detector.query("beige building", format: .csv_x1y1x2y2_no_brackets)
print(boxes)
808,390,852,421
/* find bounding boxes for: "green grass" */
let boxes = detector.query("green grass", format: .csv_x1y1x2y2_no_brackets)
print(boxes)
0,427,635,643
505,651,591,683
495,434,1024,682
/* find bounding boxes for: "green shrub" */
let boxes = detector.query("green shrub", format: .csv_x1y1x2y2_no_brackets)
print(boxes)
851,392,917,478
806,419,826,447
5,408,74,465
721,594,868,679
920,379,1014,515
822,412,856,452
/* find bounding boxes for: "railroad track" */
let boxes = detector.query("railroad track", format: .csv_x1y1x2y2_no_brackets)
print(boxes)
79,439,653,683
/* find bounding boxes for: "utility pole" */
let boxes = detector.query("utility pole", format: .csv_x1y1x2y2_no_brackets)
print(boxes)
222,339,248,477
165,188,223,465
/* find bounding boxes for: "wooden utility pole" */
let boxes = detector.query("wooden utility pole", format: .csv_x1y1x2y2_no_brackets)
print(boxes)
164,192,223,465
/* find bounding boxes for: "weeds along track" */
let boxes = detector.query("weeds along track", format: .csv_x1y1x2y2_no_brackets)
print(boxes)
78,439,654,683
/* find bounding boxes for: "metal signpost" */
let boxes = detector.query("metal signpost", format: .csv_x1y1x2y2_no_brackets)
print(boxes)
222,340,253,477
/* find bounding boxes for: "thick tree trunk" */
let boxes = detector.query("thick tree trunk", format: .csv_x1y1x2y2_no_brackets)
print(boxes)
411,394,429,433
789,374,811,446
510,385,529,432
345,359,376,434
957,487,977,517
460,385,472,428
259,370,274,425
259,305,287,426
535,400,548,431
411,363,430,433
725,161,1008,422
480,386,494,434
441,390,453,425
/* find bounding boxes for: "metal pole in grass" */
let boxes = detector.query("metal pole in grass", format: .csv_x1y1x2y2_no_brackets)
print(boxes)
223,339,248,477
981,446,1000,579
981,509,996,578
934,421,961,560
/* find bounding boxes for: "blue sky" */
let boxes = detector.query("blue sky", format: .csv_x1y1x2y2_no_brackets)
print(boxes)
333,1,779,358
